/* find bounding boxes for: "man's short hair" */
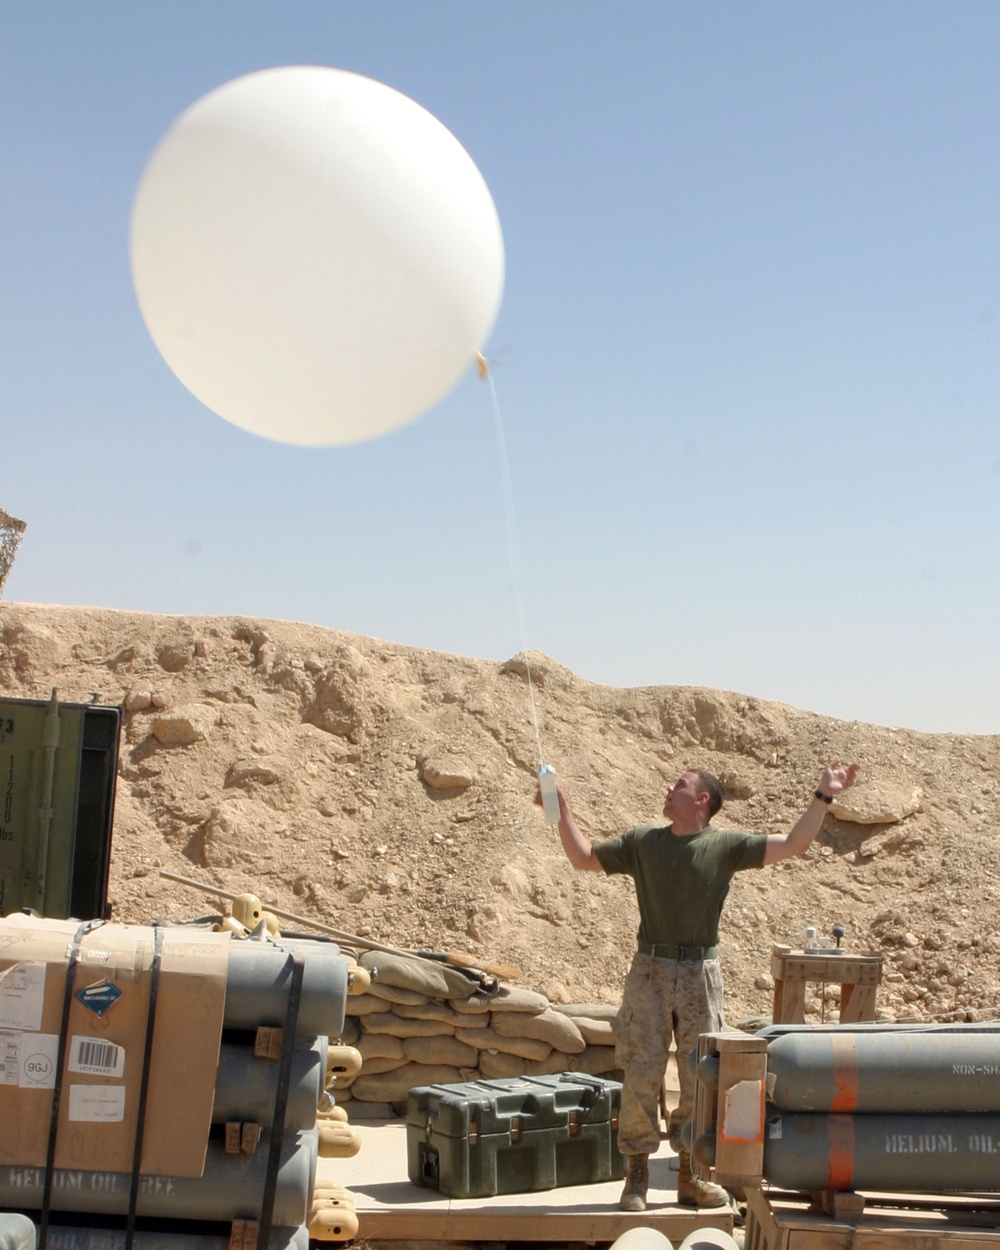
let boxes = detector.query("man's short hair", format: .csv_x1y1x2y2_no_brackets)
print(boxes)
693,769,724,819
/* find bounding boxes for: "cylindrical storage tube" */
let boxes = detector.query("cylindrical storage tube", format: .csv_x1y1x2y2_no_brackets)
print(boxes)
759,1022,1000,1042
764,1110,1000,1192
0,1129,317,1225
42,1226,310,1250
213,1035,327,1129
676,1231,741,1250
225,942,347,1037
609,1230,674,1250
695,1054,720,1089
0,1213,35,1250
768,1031,1000,1113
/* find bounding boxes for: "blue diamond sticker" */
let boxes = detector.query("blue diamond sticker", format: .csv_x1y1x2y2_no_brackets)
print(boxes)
76,979,123,1018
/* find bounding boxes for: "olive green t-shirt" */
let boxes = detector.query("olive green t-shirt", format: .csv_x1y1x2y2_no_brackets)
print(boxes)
594,823,767,947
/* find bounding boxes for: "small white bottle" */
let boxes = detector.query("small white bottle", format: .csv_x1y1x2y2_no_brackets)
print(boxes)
538,765,561,824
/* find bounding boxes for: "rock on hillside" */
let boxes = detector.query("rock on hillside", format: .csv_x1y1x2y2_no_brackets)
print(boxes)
2,601,1000,1024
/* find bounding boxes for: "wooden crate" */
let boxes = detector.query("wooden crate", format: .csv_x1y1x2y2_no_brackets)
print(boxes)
691,1031,768,1188
744,1186,1000,1250
771,944,883,1024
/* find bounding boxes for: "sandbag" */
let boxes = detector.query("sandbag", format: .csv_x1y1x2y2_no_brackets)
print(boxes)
517,1045,619,1079
458,1026,551,1062
486,984,550,1013
338,1017,361,1046
342,993,390,1015
357,1033,405,1061
365,980,429,1006
351,1063,470,1104
572,1016,617,1044
527,1050,584,1076
567,1044,621,1077
361,1012,455,1039
560,1002,621,1021
479,1050,531,1079
448,994,492,1014
403,1034,480,1068
359,950,477,1000
349,1054,407,1076
491,1007,585,1054
395,1000,489,1028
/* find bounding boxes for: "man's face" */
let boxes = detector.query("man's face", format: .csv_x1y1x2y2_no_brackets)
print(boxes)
663,770,709,822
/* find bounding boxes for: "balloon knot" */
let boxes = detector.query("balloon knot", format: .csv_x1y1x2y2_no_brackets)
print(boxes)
475,351,489,380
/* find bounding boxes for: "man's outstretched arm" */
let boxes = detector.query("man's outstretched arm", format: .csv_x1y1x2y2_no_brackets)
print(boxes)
536,786,605,872
763,761,860,865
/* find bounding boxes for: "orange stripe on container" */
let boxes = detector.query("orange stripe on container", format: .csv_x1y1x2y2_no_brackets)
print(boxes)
830,1032,859,1113
827,1113,855,1191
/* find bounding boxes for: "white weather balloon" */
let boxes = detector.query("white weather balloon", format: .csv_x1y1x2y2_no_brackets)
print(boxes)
130,67,505,446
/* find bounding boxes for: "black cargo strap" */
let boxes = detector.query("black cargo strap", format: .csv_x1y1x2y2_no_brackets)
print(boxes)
637,941,718,961
39,918,106,1250
258,951,305,1250
126,923,165,1250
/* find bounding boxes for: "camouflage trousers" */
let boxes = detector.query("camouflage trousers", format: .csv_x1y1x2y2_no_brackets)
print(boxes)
614,951,727,1155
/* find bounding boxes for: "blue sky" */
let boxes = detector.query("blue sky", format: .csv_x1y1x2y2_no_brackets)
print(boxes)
2,3,999,734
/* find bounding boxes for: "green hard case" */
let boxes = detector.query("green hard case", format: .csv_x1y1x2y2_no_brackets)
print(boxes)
406,1071,627,1198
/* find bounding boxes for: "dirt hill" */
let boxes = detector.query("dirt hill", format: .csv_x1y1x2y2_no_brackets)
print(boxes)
2,601,999,1026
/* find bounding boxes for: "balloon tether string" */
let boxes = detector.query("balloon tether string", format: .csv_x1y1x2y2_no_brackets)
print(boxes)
479,354,544,771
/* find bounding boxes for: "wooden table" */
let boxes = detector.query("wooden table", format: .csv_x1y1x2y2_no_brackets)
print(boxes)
771,945,883,1024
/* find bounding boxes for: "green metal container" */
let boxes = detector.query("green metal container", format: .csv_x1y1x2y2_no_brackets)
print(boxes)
407,1072,627,1198
0,691,121,919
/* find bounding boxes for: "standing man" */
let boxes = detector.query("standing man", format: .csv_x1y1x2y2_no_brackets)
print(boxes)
540,761,859,1212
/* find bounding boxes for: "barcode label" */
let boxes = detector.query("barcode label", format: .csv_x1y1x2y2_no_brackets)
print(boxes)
68,1035,126,1077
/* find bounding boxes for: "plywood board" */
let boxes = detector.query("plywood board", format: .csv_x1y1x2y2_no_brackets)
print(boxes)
319,1119,735,1243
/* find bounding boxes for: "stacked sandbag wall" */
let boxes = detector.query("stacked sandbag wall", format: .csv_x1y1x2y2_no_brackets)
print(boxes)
331,950,621,1111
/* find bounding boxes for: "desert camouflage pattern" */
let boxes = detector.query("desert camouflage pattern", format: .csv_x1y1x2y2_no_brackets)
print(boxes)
614,951,726,1154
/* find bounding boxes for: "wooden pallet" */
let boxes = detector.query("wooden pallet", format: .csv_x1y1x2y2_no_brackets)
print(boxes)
317,1118,735,1243
744,1186,1000,1250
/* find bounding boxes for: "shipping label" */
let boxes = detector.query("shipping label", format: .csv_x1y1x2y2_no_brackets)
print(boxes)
0,1028,60,1087
68,1084,126,1123
0,962,46,1030
69,1035,126,1078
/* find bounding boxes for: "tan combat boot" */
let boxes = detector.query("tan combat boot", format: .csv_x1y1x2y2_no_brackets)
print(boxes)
619,1153,649,1212
676,1149,728,1208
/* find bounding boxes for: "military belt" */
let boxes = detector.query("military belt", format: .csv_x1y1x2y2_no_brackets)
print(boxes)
637,941,718,961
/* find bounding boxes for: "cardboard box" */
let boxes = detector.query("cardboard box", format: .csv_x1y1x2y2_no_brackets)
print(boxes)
0,915,228,1177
